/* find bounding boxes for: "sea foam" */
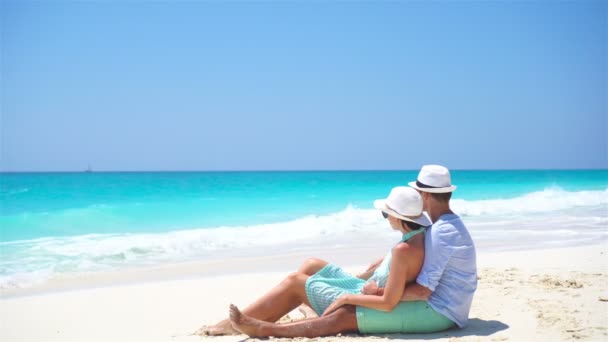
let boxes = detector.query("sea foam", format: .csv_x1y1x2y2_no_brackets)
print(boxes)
1,187,606,289
452,187,607,216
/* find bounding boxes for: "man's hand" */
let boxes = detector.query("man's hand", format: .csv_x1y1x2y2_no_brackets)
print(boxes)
361,280,384,296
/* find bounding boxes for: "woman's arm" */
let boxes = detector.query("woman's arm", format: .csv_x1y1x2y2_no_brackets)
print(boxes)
323,243,413,315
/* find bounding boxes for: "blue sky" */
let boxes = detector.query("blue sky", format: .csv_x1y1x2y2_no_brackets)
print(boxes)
1,1,606,171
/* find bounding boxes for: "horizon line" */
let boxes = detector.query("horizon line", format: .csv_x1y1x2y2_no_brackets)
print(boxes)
1,167,607,174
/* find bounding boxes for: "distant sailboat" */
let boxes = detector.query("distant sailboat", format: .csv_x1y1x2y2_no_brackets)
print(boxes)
85,164,93,173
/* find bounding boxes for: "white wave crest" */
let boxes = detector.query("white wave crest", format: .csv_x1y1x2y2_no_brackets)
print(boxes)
1,188,606,289
452,187,608,217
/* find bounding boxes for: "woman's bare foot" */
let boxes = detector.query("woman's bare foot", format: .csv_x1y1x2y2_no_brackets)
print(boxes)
194,319,238,336
229,304,271,337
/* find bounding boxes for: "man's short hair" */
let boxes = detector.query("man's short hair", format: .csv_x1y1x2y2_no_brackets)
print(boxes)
430,192,452,203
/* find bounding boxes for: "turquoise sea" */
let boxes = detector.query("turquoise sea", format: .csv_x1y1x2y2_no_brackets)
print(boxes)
1,170,607,288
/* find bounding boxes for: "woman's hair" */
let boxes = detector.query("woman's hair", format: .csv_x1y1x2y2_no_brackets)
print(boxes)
401,220,424,230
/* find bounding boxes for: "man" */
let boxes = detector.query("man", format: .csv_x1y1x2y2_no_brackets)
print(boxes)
401,164,478,329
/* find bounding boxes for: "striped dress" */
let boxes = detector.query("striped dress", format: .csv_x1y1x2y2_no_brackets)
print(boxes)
304,228,425,315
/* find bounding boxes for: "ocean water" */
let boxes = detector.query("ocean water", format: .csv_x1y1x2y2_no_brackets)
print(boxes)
1,170,607,289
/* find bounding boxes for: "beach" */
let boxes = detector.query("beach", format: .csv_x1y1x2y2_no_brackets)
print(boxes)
1,243,607,341
1,171,607,341
3,0,607,339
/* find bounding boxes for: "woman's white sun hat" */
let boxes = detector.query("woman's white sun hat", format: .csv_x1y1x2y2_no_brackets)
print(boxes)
374,186,432,226
408,165,457,193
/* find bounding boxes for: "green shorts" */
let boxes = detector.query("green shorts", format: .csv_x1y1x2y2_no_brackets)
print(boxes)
356,301,455,334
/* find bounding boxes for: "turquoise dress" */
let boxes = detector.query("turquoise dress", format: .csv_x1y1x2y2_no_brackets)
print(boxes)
304,228,425,316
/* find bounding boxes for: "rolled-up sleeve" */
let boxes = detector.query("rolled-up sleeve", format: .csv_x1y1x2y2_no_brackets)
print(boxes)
416,223,457,291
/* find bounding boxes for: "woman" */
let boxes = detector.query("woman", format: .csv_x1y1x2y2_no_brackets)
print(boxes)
207,186,446,337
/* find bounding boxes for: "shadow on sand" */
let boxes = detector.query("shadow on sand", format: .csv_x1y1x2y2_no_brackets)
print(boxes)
382,318,510,340
231,318,509,341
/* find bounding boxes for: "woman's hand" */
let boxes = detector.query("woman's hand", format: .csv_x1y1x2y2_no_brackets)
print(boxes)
322,295,350,316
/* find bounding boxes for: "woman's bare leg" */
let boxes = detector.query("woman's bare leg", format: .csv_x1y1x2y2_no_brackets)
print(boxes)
240,271,312,322
203,271,312,335
298,258,328,275
230,304,359,338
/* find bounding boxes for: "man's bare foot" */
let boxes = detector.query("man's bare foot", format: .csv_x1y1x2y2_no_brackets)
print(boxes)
229,304,271,337
194,319,238,336
297,304,319,318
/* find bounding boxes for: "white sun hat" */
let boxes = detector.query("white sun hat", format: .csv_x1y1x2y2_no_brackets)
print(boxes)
408,165,457,193
374,186,432,226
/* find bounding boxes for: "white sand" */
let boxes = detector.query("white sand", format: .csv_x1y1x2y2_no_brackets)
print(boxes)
1,243,607,341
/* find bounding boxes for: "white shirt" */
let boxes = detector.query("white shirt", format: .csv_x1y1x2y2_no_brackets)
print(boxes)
416,213,477,328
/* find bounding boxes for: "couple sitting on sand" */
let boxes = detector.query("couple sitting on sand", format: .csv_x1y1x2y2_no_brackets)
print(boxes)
204,165,477,338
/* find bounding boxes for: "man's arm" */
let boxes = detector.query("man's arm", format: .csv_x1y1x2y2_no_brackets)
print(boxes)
401,282,432,301
402,222,455,301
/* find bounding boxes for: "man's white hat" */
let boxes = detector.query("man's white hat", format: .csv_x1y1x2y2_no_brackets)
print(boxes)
374,186,432,226
408,165,457,193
